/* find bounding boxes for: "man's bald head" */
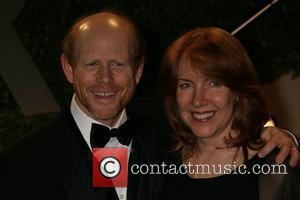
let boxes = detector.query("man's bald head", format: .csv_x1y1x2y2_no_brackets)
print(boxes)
62,11,145,70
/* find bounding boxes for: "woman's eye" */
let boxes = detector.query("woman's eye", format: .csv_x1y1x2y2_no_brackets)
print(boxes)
178,82,191,89
209,79,222,87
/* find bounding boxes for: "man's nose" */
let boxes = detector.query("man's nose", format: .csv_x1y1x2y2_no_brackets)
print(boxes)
96,66,113,84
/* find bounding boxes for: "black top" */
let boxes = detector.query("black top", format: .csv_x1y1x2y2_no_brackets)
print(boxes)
160,155,264,200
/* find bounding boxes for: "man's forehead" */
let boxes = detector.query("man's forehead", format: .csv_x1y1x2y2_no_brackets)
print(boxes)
75,12,130,33
73,14,132,43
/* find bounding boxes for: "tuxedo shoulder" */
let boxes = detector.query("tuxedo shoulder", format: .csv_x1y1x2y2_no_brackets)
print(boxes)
127,96,165,118
132,113,170,137
131,113,171,155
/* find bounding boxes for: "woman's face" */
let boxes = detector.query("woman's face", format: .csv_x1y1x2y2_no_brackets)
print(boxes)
176,58,236,143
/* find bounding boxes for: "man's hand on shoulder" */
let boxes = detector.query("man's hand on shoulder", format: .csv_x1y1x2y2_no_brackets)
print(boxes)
259,126,299,167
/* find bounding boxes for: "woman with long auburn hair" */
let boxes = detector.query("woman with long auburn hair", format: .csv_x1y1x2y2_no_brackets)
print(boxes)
160,27,300,200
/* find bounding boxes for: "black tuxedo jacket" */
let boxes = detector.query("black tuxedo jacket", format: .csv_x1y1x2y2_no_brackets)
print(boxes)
0,99,170,200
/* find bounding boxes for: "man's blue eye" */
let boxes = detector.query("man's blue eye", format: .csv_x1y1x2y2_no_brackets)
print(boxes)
85,62,98,67
110,61,125,68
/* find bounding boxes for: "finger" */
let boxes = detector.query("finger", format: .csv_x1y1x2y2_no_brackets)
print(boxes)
289,147,300,167
258,138,277,158
260,127,273,141
274,142,292,164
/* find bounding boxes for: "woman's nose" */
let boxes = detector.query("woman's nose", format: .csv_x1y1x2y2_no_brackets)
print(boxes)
192,87,208,107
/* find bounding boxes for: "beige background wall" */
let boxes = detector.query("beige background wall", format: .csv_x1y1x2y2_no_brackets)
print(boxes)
263,73,300,137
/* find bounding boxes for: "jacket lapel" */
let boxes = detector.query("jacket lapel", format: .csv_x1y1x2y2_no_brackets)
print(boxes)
47,112,118,200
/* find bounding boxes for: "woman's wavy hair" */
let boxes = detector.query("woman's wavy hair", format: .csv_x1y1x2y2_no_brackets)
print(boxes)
160,27,269,160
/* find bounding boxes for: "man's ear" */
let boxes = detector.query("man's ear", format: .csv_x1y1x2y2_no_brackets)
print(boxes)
134,61,144,85
61,54,74,84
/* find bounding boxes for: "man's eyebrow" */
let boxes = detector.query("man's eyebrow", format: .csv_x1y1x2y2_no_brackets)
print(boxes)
85,59,100,64
110,59,125,62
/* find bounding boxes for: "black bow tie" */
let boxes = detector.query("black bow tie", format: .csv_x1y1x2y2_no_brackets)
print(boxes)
90,120,133,148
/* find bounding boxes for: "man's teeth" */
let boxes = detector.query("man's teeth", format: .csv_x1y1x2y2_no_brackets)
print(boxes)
193,112,214,120
94,92,115,97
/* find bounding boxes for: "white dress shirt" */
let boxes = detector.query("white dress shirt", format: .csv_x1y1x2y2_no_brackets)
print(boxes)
70,94,131,200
